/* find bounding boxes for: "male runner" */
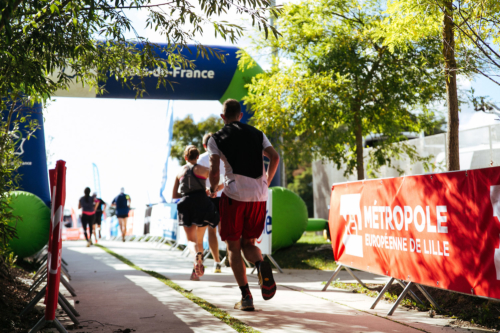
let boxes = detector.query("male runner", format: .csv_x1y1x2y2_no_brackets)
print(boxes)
112,188,131,242
208,99,280,311
198,133,225,273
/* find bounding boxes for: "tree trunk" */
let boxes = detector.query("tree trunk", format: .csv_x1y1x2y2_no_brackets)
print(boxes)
443,1,460,171
355,113,364,180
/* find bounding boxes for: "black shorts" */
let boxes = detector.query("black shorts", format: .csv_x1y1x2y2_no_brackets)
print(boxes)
210,197,221,215
177,191,219,228
117,214,129,219
94,211,103,225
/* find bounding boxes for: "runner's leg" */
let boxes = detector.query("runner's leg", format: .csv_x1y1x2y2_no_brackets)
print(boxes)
81,217,89,242
122,217,128,239
226,240,247,287
184,226,198,257
185,226,204,278
88,218,94,244
241,238,263,264
242,239,276,301
118,218,124,240
196,226,207,255
92,218,98,243
208,227,220,262
195,226,207,276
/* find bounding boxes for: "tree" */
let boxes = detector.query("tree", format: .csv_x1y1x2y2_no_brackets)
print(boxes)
377,0,500,171
0,0,280,112
0,0,281,163
287,164,313,217
0,104,31,280
0,0,279,282
170,115,224,165
242,0,445,180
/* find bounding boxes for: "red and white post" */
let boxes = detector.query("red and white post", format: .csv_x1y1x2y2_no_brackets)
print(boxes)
30,160,69,333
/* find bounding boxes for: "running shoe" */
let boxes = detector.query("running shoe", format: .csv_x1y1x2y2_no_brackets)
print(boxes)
234,295,254,311
99,230,101,239
190,269,200,281
195,252,205,277
258,261,276,300
86,241,90,247
213,263,222,273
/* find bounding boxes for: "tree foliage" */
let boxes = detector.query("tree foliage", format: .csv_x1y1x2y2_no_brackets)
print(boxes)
378,0,499,84
0,104,33,280
287,165,313,218
170,115,224,165
0,0,280,112
376,0,500,171
0,0,279,283
242,0,446,180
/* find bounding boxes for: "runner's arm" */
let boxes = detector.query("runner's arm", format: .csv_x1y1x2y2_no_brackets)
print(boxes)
264,146,280,185
172,177,182,199
209,154,220,193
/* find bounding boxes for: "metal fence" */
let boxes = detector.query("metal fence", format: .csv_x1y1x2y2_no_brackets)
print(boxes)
313,123,499,219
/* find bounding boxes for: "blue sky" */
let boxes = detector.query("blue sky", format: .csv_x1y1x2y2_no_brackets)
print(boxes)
43,0,499,213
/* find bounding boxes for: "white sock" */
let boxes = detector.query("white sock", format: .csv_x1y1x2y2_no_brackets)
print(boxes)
214,262,220,267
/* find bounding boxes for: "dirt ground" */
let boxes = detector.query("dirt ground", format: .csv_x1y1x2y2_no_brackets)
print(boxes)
0,264,42,332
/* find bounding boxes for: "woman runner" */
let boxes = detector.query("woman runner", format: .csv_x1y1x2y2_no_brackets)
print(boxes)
78,187,95,247
172,145,219,281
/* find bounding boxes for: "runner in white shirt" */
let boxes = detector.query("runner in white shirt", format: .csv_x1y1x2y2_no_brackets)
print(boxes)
208,99,280,311
198,132,225,273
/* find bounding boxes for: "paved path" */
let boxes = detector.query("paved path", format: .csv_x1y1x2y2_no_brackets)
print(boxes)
59,240,492,333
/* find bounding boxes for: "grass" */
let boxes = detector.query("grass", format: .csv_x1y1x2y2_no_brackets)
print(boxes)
267,232,337,270
327,279,381,298
95,244,260,333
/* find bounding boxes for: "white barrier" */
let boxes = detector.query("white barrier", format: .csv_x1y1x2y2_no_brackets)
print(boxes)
254,189,283,273
256,189,273,255
150,203,178,240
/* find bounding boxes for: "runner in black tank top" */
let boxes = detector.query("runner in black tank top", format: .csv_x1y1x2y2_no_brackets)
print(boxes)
208,99,280,311
171,145,219,281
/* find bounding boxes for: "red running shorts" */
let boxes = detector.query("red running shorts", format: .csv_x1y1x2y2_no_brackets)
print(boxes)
219,193,266,241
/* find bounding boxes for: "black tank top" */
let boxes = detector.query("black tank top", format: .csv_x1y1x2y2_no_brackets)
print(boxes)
212,121,264,179
178,164,206,196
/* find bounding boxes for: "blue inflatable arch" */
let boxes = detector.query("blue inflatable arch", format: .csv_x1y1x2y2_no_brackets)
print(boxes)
17,44,269,206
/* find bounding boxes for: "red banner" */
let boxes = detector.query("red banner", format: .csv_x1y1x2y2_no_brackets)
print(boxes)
329,166,500,299
62,228,81,241
45,160,67,320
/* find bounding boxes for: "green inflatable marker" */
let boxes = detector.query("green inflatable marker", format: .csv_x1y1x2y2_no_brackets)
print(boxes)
270,187,308,252
6,191,50,258
306,218,328,232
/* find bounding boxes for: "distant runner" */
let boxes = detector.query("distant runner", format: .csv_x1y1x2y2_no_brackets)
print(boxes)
172,145,219,281
78,187,95,247
198,132,225,273
112,188,131,242
208,99,280,311
93,193,106,240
